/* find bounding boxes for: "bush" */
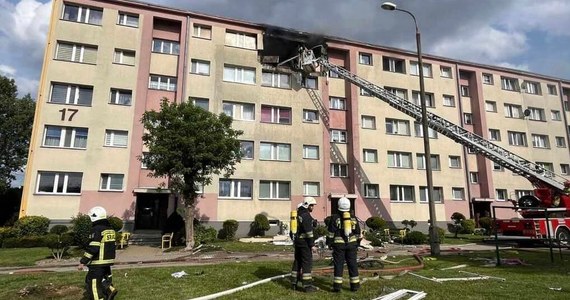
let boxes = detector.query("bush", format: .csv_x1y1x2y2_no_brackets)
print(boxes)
461,219,476,234
107,216,123,232
451,212,466,238
250,214,270,237
44,233,73,260
403,231,427,245
2,235,46,248
364,230,384,247
0,227,16,247
314,225,328,238
194,225,217,244
219,219,239,241
12,216,50,237
436,227,446,244
49,225,69,235
70,213,92,249
366,216,388,231
478,217,493,234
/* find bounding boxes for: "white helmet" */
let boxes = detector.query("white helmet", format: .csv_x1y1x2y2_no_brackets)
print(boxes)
88,206,107,222
338,197,350,212
303,196,317,207
297,202,304,209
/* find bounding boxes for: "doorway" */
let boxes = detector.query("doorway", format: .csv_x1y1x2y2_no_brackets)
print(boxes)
135,193,169,230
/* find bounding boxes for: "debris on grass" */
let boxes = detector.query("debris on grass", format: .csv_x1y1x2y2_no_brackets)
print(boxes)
17,283,83,298
440,264,468,270
409,270,505,283
549,287,562,291
171,271,188,278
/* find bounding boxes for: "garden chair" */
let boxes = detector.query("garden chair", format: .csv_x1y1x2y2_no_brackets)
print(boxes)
161,232,174,249
118,232,131,249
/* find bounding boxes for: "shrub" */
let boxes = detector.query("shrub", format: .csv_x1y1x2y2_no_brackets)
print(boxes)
364,230,384,247
478,217,493,234
250,214,270,237
195,224,217,244
70,213,92,249
12,216,50,237
49,225,69,235
461,219,476,234
107,216,123,232
314,225,328,238
451,212,466,238
366,216,388,231
44,233,73,260
436,227,446,244
2,236,46,248
219,219,238,240
403,231,427,245
0,227,16,247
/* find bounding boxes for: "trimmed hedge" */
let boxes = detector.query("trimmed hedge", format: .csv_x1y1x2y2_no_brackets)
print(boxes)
219,219,238,240
461,219,476,234
70,213,91,249
13,216,50,237
365,216,388,231
2,235,46,248
250,214,270,237
49,225,69,235
108,216,124,232
403,231,427,245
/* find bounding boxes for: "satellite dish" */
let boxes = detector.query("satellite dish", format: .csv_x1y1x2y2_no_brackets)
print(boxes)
523,109,531,117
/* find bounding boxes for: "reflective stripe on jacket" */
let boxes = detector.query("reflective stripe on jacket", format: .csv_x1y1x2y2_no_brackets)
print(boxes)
80,219,116,266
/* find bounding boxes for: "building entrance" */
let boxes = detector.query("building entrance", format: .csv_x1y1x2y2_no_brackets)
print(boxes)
135,193,169,230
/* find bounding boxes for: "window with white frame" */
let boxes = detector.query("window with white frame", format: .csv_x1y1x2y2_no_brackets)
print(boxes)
260,142,290,161
151,39,180,55
218,179,253,198
485,101,497,112
536,162,554,172
259,181,290,199
113,49,135,65
419,186,443,203
303,182,320,196
363,149,378,163
223,65,255,84
261,105,291,124
149,75,177,91
460,85,470,97
440,66,452,78
496,189,508,201
410,61,432,77
140,152,149,169
190,97,209,111
328,69,340,78
117,12,138,27
463,113,473,125
443,95,455,107
359,53,372,65
225,31,256,49
222,101,255,121
360,88,372,96
523,81,540,95
508,131,527,146
469,172,479,184
362,115,376,129
532,134,550,148
330,130,347,143
330,164,349,177
193,24,212,39
330,97,346,110
55,42,97,64
262,71,291,88
414,122,438,138
303,109,319,123
382,57,405,73
385,118,410,135
551,110,561,121
49,84,93,106
489,129,501,141
482,73,494,85
449,156,461,168
385,87,408,99
561,164,570,175
387,151,412,168
527,107,545,121
504,104,523,118
390,185,414,202
110,89,132,105
513,190,531,200
62,4,102,25
191,59,210,75
104,130,128,147
452,187,465,200
411,91,435,107
43,126,88,149
547,84,558,95
303,145,319,159
364,184,380,198
556,136,566,148
493,162,504,171
501,76,518,91
240,140,254,159
302,76,318,89
416,154,441,170
100,174,124,191
37,171,82,194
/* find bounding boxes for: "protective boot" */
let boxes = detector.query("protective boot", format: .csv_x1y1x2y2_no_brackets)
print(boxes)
333,282,342,293
350,283,360,292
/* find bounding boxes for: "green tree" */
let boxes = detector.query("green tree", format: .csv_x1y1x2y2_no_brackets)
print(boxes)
0,76,35,192
141,99,242,249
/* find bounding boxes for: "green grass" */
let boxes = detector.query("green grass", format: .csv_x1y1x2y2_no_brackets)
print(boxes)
206,240,294,253
0,248,53,267
441,234,485,245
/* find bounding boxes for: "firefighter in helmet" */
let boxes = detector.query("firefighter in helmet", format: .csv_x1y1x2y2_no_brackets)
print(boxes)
326,197,361,293
291,196,318,292
77,206,118,300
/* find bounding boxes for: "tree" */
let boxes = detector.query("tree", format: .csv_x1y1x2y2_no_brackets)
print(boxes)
141,99,243,249
450,212,466,238
0,76,35,192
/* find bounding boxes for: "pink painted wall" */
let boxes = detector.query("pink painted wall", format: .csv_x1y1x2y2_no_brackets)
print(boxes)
79,191,136,221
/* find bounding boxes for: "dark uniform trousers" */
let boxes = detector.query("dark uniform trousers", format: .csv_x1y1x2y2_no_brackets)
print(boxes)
85,266,114,300
293,244,313,287
332,243,359,291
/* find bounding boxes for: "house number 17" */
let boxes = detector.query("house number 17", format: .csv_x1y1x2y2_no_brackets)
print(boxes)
59,108,78,121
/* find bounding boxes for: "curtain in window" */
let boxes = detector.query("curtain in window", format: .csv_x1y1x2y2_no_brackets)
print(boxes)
109,175,124,190
260,106,271,122
278,182,290,198
66,173,83,193
50,85,68,103
279,109,291,124
278,144,290,161
88,9,103,25
259,181,270,198
243,69,255,84
82,46,97,64
74,128,88,148
260,144,271,160
225,33,238,47
219,180,231,197
239,181,252,197
261,72,273,86
44,126,61,146
38,172,56,193
122,51,135,65
56,43,73,61
242,104,254,120
118,91,132,105
113,131,128,146
77,87,93,105
243,35,256,49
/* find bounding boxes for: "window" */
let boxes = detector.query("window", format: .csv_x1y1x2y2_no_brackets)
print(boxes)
482,73,494,85
193,24,211,39
385,118,410,135
151,39,180,55
104,130,128,147
330,130,347,143
390,185,414,202
259,142,291,161
463,113,473,125
449,156,461,168
414,122,438,138
240,141,254,159
515,190,533,199
493,162,504,171
536,162,554,172
547,84,558,95
410,61,432,77
49,84,93,106
222,101,254,121
556,136,566,148
561,164,570,175
508,131,527,146
523,81,540,95
113,49,135,65
411,91,435,107
330,97,346,110
55,42,97,64
43,126,88,149
489,129,501,141
360,88,372,96
191,60,210,75
364,184,380,198
302,77,318,89
190,97,209,111
223,65,255,84
416,154,441,170
440,66,452,78
443,95,455,107
469,172,479,184
359,53,372,65
565,101,570,112
362,115,376,129
452,188,465,200
383,57,405,73
419,186,443,203
504,104,523,118
551,110,562,121
62,4,102,25
140,152,149,169
387,151,412,168
485,101,497,112
219,179,253,198
110,89,132,105
117,12,138,27
100,174,124,191
262,71,291,88
259,181,290,199
303,109,319,123
149,75,177,91
531,134,550,148
328,69,340,78
331,164,348,177
385,87,408,99
261,105,291,124
496,189,508,201
501,76,518,91
527,107,545,121
225,31,256,49
363,149,378,163
303,182,320,196
303,145,319,160
37,171,82,194
460,85,470,97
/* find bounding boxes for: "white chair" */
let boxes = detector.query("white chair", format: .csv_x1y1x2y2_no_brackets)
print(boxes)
161,232,173,249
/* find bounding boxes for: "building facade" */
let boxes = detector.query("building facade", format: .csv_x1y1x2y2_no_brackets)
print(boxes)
20,0,570,233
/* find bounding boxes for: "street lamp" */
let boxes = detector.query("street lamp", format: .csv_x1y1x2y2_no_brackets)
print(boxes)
381,1,440,255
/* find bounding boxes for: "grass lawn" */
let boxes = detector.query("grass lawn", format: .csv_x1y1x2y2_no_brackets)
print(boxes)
1,249,569,299
441,234,486,245
0,248,54,267
164,240,295,253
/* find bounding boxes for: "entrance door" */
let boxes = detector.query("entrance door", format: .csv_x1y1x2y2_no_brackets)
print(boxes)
135,193,169,230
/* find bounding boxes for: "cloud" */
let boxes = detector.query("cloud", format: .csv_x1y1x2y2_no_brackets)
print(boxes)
0,64,16,76
499,0,570,37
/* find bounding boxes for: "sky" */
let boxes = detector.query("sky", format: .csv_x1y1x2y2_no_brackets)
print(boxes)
1,0,570,98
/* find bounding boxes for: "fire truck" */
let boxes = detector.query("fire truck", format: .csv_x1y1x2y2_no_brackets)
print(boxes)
295,46,570,245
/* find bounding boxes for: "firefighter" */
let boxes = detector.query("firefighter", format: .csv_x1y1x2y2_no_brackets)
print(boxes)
292,196,318,293
326,197,361,293
290,202,304,290
77,206,118,300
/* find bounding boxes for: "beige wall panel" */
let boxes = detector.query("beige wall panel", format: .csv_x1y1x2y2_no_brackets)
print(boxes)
149,54,179,76
26,196,81,219
217,200,290,221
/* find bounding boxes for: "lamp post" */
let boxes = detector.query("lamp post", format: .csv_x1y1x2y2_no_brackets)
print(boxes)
381,1,440,255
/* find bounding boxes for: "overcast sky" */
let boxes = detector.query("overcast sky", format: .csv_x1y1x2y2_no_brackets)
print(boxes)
1,0,570,98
